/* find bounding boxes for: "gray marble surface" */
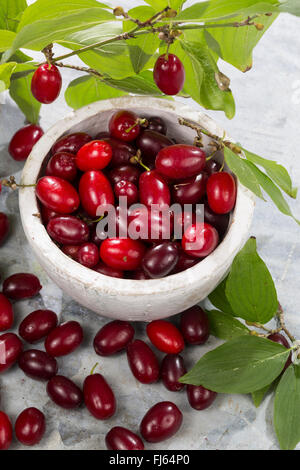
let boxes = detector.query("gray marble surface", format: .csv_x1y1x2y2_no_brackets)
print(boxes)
0,0,300,450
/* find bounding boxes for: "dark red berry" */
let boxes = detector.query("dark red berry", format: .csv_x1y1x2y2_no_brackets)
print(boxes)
94,320,134,356
0,333,23,373
105,426,144,450
3,273,42,300
154,54,185,95
128,207,173,243
156,144,206,179
142,242,179,279
36,176,80,214
51,132,92,155
47,216,89,245
79,170,114,218
147,116,167,135
96,137,136,167
205,159,222,175
100,238,146,271
83,373,116,420
47,375,83,409
19,309,58,344
172,249,199,274
187,385,217,410
9,124,44,161
18,349,58,381
172,173,207,205
140,401,183,442
268,333,292,370
77,242,99,268
206,172,237,214
15,407,46,446
204,204,230,239
109,110,141,142
136,130,172,162
75,140,112,172
127,339,160,384
31,64,62,104
45,321,83,357
146,320,184,354
0,411,13,450
93,262,124,279
62,244,81,260
114,180,138,205
161,354,186,392
182,223,219,258
0,293,14,332
46,152,77,182
40,206,60,225
180,305,210,345
0,212,9,245
109,165,141,186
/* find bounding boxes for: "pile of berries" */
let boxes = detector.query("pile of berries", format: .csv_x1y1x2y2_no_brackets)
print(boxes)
15,110,236,280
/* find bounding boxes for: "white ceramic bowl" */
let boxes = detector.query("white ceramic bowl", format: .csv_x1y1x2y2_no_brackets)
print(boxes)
19,97,255,321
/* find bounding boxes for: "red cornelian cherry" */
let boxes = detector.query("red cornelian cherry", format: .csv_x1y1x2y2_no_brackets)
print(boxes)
140,401,183,443
0,212,9,245
109,164,141,186
128,206,174,242
114,180,139,205
206,172,237,214
139,170,171,207
146,320,185,354
180,305,210,345
18,349,58,381
78,242,99,268
154,54,185,95
127,339,160,384
75,140,112,171
97,137,136,167
161,354,186,392
172,173,207,205
100,238,146,271
105,426,144,450
40,206,60,225
0,293,14,332
51,132,92,155
94,320,135,356
36,176,80,214
62,244,81,260
156,144,206,179
187,385,217,410
109,110,141,142
204,204,230,239
147,116,167,135
79,170,114,218
31,64,62,104
47,216,89,245
0,332,23,373
83,372,116,420
0,411,13,450
142,242,179,279
47,375,83,409
136,130,173,162
19,309,58,344
172,249,199,274
182,222,219,258
3,273,42,300
15,407,46,446
46,152,77,182
9,124,44,161
45,321,83,357
93,262,124,279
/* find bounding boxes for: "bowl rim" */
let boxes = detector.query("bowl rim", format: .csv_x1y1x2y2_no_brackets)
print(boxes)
19,96,255,297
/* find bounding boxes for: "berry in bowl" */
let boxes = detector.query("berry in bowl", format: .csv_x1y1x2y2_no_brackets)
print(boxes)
19,97,255,321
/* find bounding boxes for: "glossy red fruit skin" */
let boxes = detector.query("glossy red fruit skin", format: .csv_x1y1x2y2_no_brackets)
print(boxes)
31,64,62,104
51,132,92,155
139,170,170,208
100,238,146,271
36,176,80,214
76,140,112,172
140,401,183,443
0,411,13,450
78,243,99,268
109,110,140,142
93,262,124,279
79,170,114,218
114,180,138,206
205,159,222,175
127,339,160,384
172,250,199,274
136,130,173,162
0,333,23,373
109,165,141,186
142,242,179,279
0,212,9,245
128,207,174,243
83,373,116,420
268,333,292,370
180,306,210,345
62,244,80,260
47,216,89,245
182,223,219,258
148,116,167,135
94,320,134,356
46,152,77,182
106,426,144,450
206,172,237,214
0,293,14,332
97,137,136,167
154,54,185,95
156,145,206,180
187,385,217,410
18,349,58,381
3,273,42,300
161,354,186,392
19,310,58,344
146,320,184,354
172,173,207,205
47,375,83,409
15,407,46,446
40,206,60,225
45,321,83,357
204,204,230,239
9,124,44,161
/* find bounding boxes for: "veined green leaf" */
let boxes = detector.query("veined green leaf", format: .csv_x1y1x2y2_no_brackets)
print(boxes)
206,309,250,340
208,277,236,315
224,147,264,198
65,75,126,110
0,0,27,32
252,382,273,407
274,365,300,450
0,61,16,92
0,30,16,51
104,70,167,96
279,0,300,16
9,63,41,123
180,335,290,394
226,238,278,324
243,148,297,199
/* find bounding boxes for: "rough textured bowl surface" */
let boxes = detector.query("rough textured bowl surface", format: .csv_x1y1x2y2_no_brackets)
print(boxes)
19,97,255,321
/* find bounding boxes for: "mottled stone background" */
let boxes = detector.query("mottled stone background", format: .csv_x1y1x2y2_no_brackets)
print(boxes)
0,0,300,450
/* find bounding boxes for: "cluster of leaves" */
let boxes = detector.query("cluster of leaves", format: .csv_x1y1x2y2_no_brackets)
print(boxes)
180,237,300,450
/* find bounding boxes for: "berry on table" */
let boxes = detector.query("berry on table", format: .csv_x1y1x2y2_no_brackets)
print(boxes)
9,124,44,161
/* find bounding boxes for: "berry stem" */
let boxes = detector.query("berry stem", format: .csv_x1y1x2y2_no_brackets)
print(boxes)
90,362,99,375
1,176,36,190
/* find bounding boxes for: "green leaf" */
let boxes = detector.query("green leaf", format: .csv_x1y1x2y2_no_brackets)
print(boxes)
224,147,264,198
9,63,41,124
180,335,290,394
252,382,273,407
243,160,300,225
206,309,249,341
274,365,300,450
0,61,16,92
2,7,114,61
0,30,16,51
65,75,126,110
104,70,167,95
243,148,297,199
123,6,160,74
279,0,300,16
0,0,27,32
208,277,236,315
226,237,278,324
179,39,235,119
